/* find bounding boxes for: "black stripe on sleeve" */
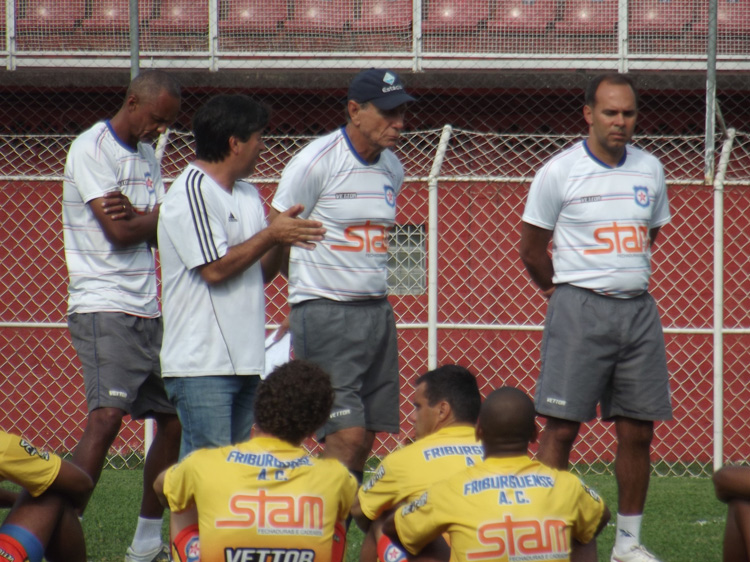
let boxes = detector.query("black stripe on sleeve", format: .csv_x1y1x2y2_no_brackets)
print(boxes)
185,169,220,263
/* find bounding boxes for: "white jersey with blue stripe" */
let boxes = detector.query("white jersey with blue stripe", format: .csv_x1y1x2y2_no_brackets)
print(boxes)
523,140,671,297
158,164,266,377
63,121,163,317
272,127,404,304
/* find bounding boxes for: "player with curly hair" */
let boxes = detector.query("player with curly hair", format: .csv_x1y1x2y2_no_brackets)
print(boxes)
155,360,357,562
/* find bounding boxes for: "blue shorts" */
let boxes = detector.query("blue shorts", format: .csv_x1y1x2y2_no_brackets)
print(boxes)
535,284,673,423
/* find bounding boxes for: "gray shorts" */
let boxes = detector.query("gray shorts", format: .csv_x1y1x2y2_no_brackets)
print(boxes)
290,298,400,440
68,312,175,419
535,284,672,423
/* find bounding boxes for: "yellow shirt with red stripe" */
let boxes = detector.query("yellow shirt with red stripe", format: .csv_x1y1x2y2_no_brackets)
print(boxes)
395,455,606,562
0,430,61,497
163,436,357,562
358,425,483,521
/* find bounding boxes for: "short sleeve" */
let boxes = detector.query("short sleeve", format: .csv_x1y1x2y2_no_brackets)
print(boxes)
394,491,446,556
163,457,197,514
650,160,671,228
358,457,401,521
159,178,229,270
272,144,327,219
522,156,565,231
569,476,607,545
0,432,62,497
67,138,120,204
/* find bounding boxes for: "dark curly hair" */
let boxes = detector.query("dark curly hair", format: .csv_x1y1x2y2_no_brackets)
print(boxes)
254,360,334,445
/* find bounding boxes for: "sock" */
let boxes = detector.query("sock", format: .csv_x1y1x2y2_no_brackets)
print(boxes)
613,513,642,554
129,516,163,554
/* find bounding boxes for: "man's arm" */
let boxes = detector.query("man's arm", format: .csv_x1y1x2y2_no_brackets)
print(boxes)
649,227,661,247
89,191,159,248
519,221,555,297
200,204,324,286
350,495,372,532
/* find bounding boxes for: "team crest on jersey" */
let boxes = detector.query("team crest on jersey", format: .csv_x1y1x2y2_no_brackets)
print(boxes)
185,536,200,562
383,185,396,208
145,171,155,193
383,544,407,562
633,186,649,207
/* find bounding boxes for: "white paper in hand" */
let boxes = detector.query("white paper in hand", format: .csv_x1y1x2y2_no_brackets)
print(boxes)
264,329,291,379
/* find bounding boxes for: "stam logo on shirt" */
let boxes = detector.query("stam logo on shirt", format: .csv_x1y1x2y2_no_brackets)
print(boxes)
215,490,324,536
330,222,389,255
467,515,569,561
584,222,649,256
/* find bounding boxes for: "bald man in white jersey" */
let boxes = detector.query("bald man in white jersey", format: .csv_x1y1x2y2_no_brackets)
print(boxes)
269,69,415,485
519,74,671,562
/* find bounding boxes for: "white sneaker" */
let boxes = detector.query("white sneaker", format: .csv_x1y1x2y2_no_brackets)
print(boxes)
610,544,662,562
124,544,172,562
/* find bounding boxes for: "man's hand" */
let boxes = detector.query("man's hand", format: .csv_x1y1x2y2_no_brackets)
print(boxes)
101,191,134,221
267,204,325,250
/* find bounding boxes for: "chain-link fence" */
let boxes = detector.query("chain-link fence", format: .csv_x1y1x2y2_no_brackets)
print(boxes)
2,0,750,477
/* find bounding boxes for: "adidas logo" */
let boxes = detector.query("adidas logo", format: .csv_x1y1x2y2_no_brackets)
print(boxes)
228,212,238,222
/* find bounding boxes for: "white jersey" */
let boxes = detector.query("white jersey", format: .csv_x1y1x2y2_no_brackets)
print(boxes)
63,121,164,317
158,164,266,377
272,127,403,304
523,140,671,297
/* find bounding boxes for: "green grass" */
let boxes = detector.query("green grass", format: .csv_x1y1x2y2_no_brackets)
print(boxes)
1,469,727,562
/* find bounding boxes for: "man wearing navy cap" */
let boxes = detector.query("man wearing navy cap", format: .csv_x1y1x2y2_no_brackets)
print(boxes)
270,69,415,483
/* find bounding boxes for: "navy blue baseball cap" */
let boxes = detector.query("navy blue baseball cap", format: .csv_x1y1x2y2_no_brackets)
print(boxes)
347,68,416,110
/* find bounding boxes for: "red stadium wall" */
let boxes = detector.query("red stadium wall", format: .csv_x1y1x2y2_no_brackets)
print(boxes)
2,85,748,470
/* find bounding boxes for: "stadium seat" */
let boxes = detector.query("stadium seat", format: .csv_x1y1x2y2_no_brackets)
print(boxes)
351,0,412,51
148,0,209,35
218,0,288,49
693,0,750,34
81,0,155,33
284,0,354,51
554,0,618,34
628,0,695,53
422,0,490,33
486,0,556,34
16,0,85,35
422,0,491,51
629,0,695,34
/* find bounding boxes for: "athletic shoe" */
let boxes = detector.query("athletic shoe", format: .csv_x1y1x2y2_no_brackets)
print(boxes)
124,543,172,562
611,544,662,562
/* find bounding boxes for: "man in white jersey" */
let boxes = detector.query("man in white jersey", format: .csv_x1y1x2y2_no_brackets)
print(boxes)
269,69,415,484
63,70,182,562
158,94,325,459
519,73,672,562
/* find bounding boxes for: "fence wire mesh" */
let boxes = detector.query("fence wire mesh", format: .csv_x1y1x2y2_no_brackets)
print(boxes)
2,0,750,477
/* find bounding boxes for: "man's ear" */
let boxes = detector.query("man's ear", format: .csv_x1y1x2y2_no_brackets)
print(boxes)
475,423,483,443
347,100,361,124
583,104,594,126
437,400,451,422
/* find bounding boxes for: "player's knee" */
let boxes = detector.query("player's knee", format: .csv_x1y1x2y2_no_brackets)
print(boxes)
87,408,125,438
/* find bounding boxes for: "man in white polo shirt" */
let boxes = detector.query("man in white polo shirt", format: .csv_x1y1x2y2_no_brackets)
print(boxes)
63,70,182,562
269,69,415,485
519,73,672,562
158,94,324,460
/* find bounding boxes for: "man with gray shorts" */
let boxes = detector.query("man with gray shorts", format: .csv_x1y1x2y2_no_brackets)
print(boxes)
519,73,671,562
269,69,415,483
63,70,182,562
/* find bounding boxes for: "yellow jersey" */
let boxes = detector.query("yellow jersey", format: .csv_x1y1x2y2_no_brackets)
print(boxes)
0,430,61,497
358,425,483,520
395,455,606,562
164,436,357,562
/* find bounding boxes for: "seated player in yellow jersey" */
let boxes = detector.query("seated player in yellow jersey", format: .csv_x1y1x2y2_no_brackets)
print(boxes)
351,365,483,562
155,360,358,562
384,387,611,562
0,430,93,562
